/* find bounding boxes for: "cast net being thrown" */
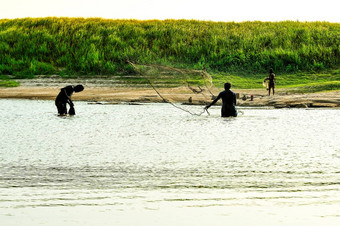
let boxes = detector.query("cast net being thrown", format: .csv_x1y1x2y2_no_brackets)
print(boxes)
127,60,217,116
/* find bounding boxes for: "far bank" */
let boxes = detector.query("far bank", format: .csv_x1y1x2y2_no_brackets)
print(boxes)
1,78,339,108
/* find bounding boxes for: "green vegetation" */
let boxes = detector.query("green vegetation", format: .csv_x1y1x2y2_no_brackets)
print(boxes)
0,80,19,87
213,69,340,90
0,75,19,87
0,18,339,91
286,81,340,93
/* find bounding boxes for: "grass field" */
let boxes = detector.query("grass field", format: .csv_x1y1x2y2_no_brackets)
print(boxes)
0,18,339,91
212,69,340,90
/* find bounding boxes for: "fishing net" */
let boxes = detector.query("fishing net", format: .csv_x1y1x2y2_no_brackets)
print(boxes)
127,60,217,116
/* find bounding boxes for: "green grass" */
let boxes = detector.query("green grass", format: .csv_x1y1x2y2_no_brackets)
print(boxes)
0,18,339,92
0,75,19,87
114,68,340,93
0,18,339,77
212,73,265,89
285,81,340,93
209,69,340,91
0,80,19,87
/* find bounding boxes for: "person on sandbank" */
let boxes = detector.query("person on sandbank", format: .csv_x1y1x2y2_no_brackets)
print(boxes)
55,84,84,116
264,68,275,96
205,82,237,117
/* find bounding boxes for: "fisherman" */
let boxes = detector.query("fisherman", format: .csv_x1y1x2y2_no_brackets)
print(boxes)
264,68,275,96
205,82,237,117
55,84,84,116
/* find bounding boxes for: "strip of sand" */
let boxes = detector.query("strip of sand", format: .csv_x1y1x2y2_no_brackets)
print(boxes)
0,78,339,108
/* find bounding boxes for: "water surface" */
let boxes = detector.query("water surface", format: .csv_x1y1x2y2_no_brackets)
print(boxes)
0,99,339,226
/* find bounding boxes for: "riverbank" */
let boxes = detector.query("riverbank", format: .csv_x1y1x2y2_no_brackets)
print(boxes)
0,78,339,108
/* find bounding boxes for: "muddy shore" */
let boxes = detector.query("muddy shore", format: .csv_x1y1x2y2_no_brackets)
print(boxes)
0,78,339,108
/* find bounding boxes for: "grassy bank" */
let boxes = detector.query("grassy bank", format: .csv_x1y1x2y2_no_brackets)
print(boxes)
212,69,340,89
0,18,339,90
0,80,19,87
0,75,19,87
1,18,339,74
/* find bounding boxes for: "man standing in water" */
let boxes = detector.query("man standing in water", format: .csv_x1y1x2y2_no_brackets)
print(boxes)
205,82,237,117
264,68,275,96
55,84,84,116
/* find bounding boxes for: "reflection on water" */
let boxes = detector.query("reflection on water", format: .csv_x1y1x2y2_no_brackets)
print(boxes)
0,99,339,226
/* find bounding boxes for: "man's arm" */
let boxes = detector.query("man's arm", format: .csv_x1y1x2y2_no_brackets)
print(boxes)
63,88,74,107
205,94,221,109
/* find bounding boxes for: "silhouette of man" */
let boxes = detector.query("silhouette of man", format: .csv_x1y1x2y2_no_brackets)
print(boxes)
55,84,84,116
264,68,275,95
205,82,237,117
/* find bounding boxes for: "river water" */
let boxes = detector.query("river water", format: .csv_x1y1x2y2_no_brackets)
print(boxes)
0,99,339,226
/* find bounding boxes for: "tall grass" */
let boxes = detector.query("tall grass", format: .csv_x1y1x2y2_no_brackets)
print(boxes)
0,18,339,77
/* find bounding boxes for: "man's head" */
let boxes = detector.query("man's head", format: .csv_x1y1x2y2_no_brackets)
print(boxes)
74,84,84,92
224,82,231,90
269,68,274,73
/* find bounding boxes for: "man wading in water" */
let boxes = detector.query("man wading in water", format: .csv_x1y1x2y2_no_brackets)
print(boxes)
55,85,84,116
205,82,237,117
264,68,275,96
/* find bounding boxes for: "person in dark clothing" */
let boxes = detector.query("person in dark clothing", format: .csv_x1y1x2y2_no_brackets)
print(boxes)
264,68,275,96
205,82,237,117
55,85,84,116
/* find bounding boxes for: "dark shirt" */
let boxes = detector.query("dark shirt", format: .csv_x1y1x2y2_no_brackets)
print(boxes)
55,85,74,103
210,89,237,117
217,90,236,106
269,73,275,86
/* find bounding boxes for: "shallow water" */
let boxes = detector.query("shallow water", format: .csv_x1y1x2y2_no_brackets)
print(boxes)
0,99,339,226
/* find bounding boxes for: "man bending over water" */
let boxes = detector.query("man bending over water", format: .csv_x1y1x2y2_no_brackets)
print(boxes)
55,85,84,116
205,82,237,117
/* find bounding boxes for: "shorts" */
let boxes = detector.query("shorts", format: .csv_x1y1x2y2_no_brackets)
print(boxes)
221,104,237,117
55,100,67,115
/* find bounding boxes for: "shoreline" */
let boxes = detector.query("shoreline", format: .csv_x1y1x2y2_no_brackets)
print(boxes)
0,78,339,108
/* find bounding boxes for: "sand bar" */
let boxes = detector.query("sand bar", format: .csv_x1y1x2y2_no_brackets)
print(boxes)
0,78,339,108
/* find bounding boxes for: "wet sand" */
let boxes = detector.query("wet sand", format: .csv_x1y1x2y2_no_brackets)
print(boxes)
0,78,339,108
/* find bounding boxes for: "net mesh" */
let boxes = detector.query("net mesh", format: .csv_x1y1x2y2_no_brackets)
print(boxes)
127,60,217,115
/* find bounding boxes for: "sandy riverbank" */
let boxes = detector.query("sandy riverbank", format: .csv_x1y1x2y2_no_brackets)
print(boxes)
0,78,339,108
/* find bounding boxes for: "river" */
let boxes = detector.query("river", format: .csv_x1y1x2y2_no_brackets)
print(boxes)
0,99,339,226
